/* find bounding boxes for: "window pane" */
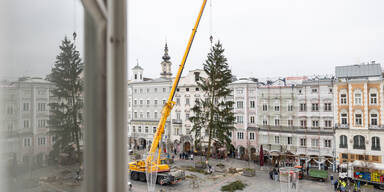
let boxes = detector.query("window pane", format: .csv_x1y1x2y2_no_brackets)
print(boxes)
1,1,85,191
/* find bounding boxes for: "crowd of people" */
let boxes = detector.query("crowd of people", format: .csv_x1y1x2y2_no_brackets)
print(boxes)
332,177,362,192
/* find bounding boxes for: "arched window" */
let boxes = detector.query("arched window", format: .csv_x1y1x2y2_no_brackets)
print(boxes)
353,135,365,149
372,137,380,151
340,135,348,148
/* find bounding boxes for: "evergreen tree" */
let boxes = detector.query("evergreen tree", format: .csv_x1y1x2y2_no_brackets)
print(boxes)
190,41,235,161
48,36,83,163
189,100,206,152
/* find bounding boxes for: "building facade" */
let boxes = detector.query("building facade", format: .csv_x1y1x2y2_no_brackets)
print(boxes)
229,78,258,160
1,77,55,166
127,44,173,150
334,63,384,166
257,77,335,168
170,69,206,153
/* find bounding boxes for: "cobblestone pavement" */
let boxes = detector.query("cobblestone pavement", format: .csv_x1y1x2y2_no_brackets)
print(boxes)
129,156,382,192
7,155,382,192
129,157,331,192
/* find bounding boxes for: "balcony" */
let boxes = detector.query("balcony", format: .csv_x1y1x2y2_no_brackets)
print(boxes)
368,124,384,130
172,119,182,124
336,123,349,129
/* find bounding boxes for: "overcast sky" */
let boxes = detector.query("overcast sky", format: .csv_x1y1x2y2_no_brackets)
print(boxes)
2,0,384,80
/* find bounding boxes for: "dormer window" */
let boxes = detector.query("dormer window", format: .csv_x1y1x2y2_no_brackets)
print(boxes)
134,74,137,80
194,72,200,82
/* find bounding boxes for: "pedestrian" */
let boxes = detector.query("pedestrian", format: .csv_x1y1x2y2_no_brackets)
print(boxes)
74,168,81,183
333,179,338,191
128,181,132,191
190,153,194,160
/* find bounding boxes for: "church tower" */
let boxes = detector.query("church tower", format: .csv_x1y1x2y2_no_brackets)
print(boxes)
160,43,172,78
132,60,144,82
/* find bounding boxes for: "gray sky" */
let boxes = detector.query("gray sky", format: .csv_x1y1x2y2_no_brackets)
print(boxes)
1,0,84,80
1,0,384,80
129,0,384,79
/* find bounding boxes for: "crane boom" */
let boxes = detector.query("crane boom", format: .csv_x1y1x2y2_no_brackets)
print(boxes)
146,0,208,164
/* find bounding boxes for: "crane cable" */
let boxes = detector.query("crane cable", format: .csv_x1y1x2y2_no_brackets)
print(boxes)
209,0,213,45
73,0,77,42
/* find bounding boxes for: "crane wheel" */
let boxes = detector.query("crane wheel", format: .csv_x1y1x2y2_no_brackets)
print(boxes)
131,171,139,181
139,172,146,182
157,175,164,185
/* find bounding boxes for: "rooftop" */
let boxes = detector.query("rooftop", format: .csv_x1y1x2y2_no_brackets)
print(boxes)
335,63,382,78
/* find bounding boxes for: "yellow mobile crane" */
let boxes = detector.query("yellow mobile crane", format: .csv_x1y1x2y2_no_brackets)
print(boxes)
128,0,208,185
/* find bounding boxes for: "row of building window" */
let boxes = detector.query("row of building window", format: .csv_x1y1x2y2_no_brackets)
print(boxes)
235,101,256,109
130,126,191,136
6,103,47,114
133,87,200,94
236,132,255,140
131,99,166,106
340,154,380,163
235,116,256,124
176,87,199,92
261,103,332,112
340,111,380,127
297,88,333,94
260,119,333,128
23,136,55,147
339,135,381,150
340,92,378,105
19,119,48,129
234,89,256,95
130,125,157,134
132,111,190,121
133,87,168,94
260,136,332,148
297,138,332,148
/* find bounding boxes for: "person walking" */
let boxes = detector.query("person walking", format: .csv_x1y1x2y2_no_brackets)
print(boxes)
128,182,132,191
333,179,338,191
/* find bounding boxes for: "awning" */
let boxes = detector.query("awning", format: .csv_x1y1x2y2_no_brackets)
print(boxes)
367,162,384,170
218,147,226,151
352,160,367,168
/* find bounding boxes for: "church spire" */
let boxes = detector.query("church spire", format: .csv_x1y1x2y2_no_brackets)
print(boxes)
160,42,172,78
162,43,170,62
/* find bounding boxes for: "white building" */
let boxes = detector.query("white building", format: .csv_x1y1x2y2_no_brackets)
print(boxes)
257,76,335,168
170,69,207,153
127,44,173,150
0,77,55,166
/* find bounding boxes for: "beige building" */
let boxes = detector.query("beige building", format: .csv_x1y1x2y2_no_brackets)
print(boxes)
334,63,384,166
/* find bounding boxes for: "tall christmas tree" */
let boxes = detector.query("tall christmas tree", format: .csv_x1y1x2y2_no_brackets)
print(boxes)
190,41,235,161
48,35,83,163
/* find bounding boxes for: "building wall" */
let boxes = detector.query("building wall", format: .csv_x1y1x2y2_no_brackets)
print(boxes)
1,77,55,165
334,64,384,165
170,69,206,148
229,80,258,155
127,79,172,149
256,79,336,166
